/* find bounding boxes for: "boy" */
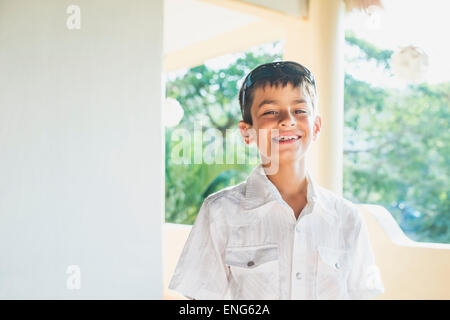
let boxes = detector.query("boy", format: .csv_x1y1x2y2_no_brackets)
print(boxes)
169,61,385,300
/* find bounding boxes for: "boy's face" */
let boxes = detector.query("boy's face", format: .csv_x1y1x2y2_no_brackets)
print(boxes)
239,82,321,166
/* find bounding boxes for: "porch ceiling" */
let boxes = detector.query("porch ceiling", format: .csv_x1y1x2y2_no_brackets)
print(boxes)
163,0,293,71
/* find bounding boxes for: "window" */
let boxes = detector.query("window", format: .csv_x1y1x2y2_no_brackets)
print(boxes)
343,1,450,244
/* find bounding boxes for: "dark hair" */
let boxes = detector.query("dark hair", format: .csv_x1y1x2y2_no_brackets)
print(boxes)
238,61,317,125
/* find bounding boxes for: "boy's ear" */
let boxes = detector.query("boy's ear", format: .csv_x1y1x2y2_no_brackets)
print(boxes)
238,121,255,145
312,114,322,141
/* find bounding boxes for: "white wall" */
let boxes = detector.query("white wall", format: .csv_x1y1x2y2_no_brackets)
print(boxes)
0,0,164,299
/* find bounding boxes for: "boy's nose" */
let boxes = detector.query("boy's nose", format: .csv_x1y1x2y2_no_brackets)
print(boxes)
280,112,296,127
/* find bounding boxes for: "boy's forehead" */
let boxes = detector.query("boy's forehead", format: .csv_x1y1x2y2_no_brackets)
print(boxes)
257,82,301,94
252,82,311,104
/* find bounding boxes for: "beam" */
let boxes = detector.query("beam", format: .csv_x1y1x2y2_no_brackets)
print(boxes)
198,0,301,24
164,19,286,72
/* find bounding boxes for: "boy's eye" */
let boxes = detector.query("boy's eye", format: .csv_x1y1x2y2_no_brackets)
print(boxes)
262,110,307,116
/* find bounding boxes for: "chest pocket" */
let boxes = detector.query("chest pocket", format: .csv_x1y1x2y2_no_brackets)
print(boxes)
316,246,351,299
225,244,279,300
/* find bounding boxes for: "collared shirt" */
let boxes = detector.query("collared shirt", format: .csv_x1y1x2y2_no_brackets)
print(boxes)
169,164,385,300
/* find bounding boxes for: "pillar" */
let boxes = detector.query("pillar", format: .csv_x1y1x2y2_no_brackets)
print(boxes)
283,0,345,196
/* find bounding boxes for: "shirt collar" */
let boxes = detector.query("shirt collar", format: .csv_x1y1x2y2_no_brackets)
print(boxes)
241,163,337,224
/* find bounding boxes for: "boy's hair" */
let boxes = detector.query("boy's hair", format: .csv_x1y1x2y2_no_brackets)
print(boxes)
238,61,318,125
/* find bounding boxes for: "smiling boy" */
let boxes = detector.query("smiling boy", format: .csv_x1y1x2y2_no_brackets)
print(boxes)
169,61,385,300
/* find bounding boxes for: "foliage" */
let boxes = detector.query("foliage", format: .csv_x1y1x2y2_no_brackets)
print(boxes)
343,41,450,243
345,30,393,70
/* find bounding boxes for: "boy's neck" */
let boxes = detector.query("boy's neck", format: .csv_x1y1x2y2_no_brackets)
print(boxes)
262,159,308,199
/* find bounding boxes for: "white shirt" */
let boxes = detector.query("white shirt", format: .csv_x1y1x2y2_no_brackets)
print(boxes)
169,164,385,300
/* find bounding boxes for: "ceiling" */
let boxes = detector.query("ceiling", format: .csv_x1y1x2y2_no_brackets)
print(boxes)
163,0,260,55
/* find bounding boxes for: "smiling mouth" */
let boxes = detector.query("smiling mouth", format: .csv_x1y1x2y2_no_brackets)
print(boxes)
272,135,302,144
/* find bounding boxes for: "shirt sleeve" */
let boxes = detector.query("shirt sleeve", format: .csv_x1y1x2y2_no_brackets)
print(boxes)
347,207,385,300
168,197,230,300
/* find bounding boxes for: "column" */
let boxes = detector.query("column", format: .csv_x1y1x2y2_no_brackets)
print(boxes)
283,0,345,196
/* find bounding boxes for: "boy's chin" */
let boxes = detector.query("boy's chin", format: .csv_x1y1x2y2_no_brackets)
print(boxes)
278,152,306,163
262,150,307,165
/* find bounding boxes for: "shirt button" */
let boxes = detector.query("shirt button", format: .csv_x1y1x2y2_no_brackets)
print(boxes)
247,261,255,267
296,272,302,280
296,225,301,232
334,262,340,269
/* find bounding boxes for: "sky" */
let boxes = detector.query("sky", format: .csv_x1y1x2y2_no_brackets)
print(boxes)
345,0,450,85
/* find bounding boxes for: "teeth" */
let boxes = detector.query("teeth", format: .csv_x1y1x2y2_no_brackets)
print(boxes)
277,136,299,141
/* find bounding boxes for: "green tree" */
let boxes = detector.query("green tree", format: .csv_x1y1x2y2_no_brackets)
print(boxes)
343,31,449,243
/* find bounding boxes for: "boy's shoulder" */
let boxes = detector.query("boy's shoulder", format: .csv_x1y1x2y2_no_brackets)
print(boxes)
203,181,246,209
316,185,364,224
199,181,246,225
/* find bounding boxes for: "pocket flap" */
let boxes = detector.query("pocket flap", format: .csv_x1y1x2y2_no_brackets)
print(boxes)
317,246,349,270
225,244,278,269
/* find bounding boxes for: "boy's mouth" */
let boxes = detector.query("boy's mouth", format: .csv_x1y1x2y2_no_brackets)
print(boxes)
272,134,302,144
